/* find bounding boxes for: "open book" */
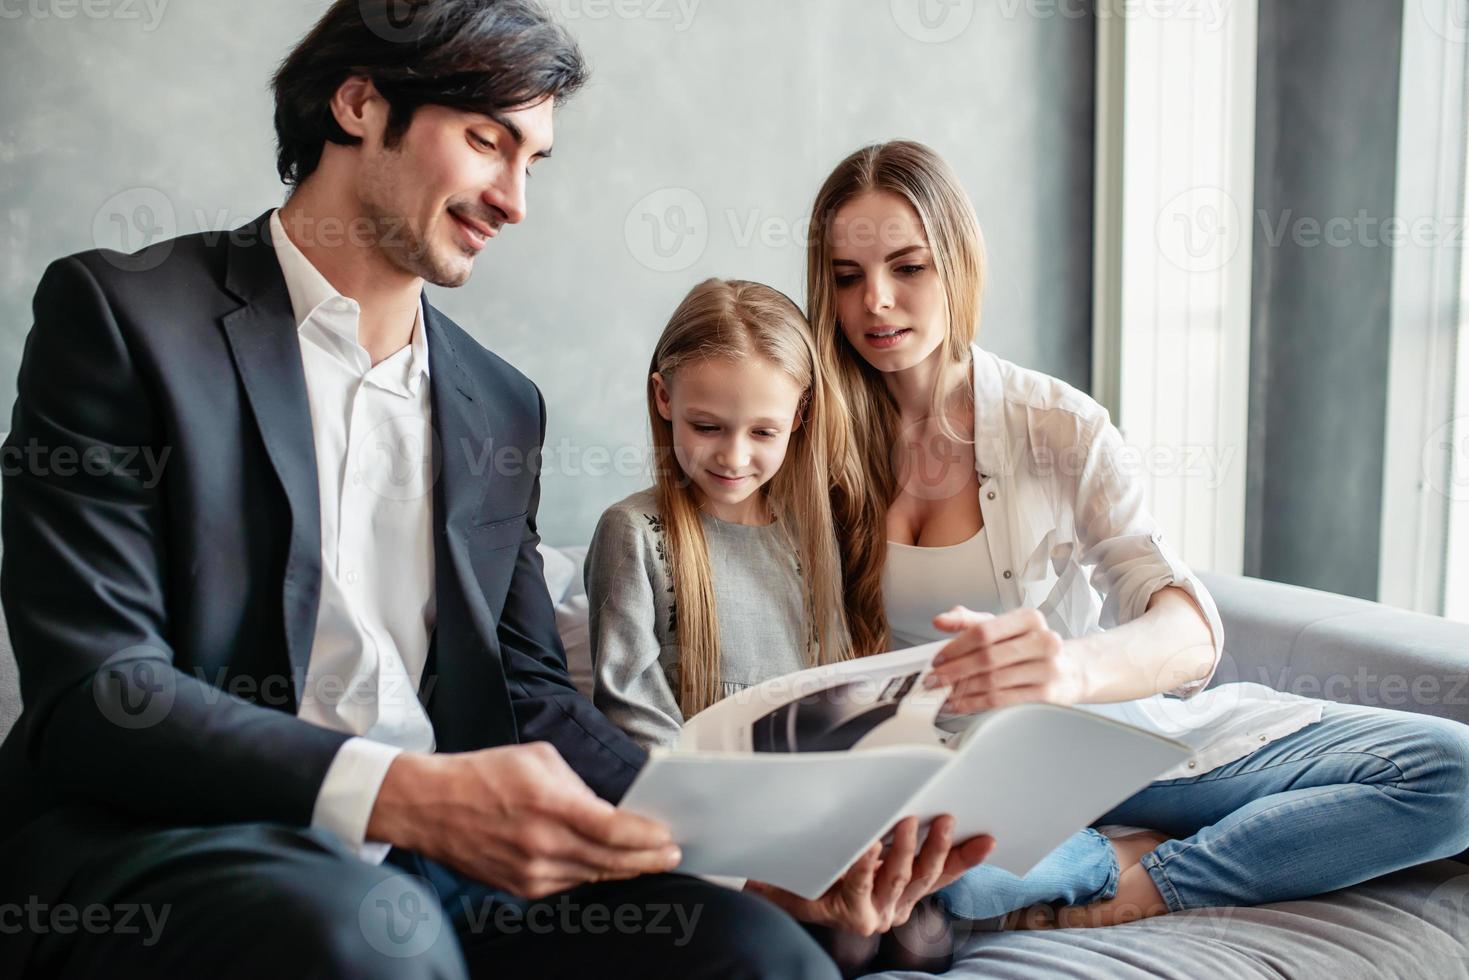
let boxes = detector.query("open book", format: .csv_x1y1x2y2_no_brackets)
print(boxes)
618,641,1191,899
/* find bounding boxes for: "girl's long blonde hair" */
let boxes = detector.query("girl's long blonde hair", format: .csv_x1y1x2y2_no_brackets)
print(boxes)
649,278,854,716
806,141,988,657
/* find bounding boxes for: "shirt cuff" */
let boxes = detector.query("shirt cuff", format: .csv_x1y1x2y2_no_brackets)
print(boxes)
311,736,405,865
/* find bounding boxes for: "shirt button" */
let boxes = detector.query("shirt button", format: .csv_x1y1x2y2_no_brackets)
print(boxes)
1187,760,1197,769
987,490,996,500
1003,570,1012,579
1259,734,1268,742
345,570,359,584
353,472,363,485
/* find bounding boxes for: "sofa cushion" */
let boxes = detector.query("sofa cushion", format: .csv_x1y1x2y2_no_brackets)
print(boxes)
1199,572,1469,729
868,859,1469,979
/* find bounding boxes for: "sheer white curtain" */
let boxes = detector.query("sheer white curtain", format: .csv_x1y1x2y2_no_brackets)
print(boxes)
1380,0,1469,620
1091,0,1258,576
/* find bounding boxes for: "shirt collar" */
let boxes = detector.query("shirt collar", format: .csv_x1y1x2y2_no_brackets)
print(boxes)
970,343,1009,481
269,208,430,391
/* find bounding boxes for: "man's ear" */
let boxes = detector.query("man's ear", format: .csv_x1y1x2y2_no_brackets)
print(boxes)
651,372,674,422
330,75,387,142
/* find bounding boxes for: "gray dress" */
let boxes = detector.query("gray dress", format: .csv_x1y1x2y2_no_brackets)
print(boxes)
585,488,815,750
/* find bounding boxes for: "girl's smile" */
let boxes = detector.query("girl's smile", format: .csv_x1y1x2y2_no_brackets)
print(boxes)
651,356,805,526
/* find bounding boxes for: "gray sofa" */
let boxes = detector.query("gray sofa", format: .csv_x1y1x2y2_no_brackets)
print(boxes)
873,572,1469,980
3,570,1467,978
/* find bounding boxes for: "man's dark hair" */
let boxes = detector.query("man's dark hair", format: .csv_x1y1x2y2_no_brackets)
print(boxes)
272,0,589,186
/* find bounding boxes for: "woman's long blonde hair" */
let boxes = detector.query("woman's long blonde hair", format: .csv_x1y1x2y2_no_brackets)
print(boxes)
649,278,854,716
806,141,988,657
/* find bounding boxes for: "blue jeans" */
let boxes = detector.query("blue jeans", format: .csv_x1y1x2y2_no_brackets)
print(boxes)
937,701,1469,920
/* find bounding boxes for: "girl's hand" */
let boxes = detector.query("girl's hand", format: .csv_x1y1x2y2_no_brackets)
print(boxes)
745,816,995,935
925,606,1088,714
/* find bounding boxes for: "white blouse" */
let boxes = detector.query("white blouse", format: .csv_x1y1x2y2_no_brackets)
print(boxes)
884,344,1322,780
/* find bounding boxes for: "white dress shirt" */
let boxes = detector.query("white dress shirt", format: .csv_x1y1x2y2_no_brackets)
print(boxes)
909,344,1323,780
269,209,437,862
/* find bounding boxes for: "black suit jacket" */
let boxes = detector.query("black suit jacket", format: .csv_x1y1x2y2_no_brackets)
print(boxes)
0,208,645,849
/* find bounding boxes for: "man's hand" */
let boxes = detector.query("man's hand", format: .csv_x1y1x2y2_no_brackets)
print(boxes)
746,816,995,935
365,742,681,899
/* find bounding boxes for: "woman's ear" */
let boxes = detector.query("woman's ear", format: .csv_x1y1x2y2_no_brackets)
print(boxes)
650,372,674,422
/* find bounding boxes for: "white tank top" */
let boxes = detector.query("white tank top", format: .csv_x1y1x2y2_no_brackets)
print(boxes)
882,525,1006,649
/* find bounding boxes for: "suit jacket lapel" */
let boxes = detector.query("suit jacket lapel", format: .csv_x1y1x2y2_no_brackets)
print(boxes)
424,304,490,539
423,302,517,750
218,209,322,708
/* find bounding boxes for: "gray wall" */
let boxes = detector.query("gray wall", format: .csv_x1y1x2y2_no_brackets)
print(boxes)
0,0,1096,545
1245,0,1403,599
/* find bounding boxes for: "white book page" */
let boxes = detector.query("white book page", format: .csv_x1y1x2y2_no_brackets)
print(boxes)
677,642,951,754
619,744,950,899
899,703,1191,875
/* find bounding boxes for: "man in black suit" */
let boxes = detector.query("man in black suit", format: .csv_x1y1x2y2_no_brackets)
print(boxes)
0,2,988,976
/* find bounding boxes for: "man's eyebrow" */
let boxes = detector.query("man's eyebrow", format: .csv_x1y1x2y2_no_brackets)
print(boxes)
484,111,553,160
831,243,930,266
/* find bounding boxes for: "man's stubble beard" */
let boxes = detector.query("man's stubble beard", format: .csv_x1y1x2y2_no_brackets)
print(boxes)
360,197,472,289
358,150,473,288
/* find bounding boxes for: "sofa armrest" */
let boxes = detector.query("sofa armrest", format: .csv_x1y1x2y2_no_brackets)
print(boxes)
1199,572,1469,728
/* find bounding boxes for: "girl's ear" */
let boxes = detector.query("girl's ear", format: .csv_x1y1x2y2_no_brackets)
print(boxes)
651,372,674,422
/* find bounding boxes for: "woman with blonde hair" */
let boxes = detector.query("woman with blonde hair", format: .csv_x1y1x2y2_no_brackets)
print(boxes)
808,139,1469,944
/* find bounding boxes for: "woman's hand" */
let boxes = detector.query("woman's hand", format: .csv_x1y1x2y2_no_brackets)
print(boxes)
925,606,1089,714
745,816,994,936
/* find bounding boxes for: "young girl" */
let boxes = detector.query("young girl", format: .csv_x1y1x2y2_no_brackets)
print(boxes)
586,277,850,743
587,278,965,974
